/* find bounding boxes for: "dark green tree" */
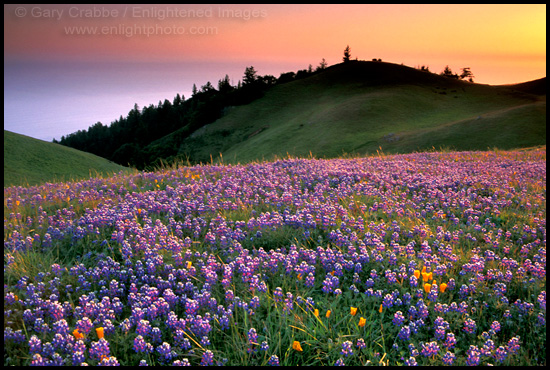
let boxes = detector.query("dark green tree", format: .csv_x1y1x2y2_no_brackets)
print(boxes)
243,66,258,85
343,45,351,62
316,58,328,71
460,67,475,82
441,65,459,79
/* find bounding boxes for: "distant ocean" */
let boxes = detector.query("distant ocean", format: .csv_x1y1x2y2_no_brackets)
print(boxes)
4,59,298,142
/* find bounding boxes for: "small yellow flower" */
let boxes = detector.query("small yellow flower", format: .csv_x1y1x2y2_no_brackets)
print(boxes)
326,310,332,318
439,283,448,293
358,317,366,327
313,309,319,317
96,327,104,339
292,340,303,352
379,304,383,313
16,200,20,206
424,283,432,293
186,261,192,269
350,307,358,316
413,270,420,279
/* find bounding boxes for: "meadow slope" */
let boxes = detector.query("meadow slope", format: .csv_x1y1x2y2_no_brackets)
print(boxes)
4,148,546,366
4,130,130,187
172,62,545,164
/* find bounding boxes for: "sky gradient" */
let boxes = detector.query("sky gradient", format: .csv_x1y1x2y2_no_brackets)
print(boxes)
4,4,546,141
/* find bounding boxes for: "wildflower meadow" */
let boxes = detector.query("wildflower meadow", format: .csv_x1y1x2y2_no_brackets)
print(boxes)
4,149,546,366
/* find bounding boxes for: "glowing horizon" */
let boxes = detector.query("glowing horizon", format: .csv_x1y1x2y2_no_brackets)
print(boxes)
4,4,546,85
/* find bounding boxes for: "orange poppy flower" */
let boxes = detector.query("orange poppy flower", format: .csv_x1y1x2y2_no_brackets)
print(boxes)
326,310,332,318
313,309,319,317
292,341,303,352
421,272,429,282
73,329,84,340
350,307,358,316
439,283,448,293
358,317,366,327
424,283,432,293
379,304,383,313
96,327,104,339
413,270,420,279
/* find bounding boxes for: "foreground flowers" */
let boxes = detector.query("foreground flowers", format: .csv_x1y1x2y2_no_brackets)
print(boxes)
3,149,546,366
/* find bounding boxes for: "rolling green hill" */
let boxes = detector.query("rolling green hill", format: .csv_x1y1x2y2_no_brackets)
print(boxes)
170,61,545,164
4,130,131,187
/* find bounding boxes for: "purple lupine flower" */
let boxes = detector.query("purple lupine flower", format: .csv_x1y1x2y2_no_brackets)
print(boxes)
200,350,214,366
248,328,258,345
305,273,315,287
136,319,152,337
29,335,42,355
441,351,455,365
420,341,439,357
89,338,110,362
404,357,418,366
157,342,174,363
493,346,508,363
268,354,280,366
463,317,476,334
133,335,153,354
150,327,162,344
443,332,456,349
382,293,395,308
398,325,411,341
506,336,521,354
356,338,366,349
31,353,46,366
434,325,446,341
393,311,405,326
465,345,481,366
341,340,354,357
273,287,284,302
98,356,120,366
76,317,93,335
283,292,294,314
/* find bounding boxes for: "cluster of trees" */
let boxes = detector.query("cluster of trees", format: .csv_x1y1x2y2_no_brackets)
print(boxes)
417,64,475,82
344,45,474,82
57,46,477,169
56,60,329,169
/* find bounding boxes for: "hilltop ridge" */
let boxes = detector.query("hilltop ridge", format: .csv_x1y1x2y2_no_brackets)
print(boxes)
56,60,545,167
173,61,545,164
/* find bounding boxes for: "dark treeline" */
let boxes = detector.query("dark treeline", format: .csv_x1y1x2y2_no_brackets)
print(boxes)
56,47,474,170
56,62,327,169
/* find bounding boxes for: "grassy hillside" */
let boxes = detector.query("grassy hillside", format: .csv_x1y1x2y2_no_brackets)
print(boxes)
172,61,545,164
4,130,131,187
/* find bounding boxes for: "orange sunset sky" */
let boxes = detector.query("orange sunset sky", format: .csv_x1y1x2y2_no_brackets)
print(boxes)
4,4,546,85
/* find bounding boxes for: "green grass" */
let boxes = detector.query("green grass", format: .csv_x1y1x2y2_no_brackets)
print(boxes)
175,61,545,164
4,130,132,187
3,148,546,366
